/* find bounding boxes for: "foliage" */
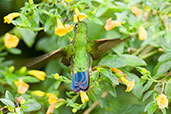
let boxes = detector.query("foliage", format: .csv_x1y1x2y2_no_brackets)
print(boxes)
0,0,171,114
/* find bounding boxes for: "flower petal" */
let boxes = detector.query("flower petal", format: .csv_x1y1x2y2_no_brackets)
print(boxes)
46,102,57,114
4,12,20,24
28,70,46,80
139,26,148,40
157,94,168,109
65,0,72,2
125,80,135,92
4,33,19,48
14,79,29,94
104,18,122,31
54,19,68,37
131,6,142,17
47,94,58,104
65,24,74,32
74,8,87,23
80,91,89,103
31,90,45,97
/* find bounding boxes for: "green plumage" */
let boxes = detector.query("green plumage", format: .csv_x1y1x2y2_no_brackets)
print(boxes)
72,22,90,74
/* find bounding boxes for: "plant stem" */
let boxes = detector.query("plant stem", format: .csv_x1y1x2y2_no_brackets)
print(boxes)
140,50,159,59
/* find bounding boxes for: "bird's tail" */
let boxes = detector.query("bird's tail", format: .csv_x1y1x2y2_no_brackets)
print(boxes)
72,71,89,93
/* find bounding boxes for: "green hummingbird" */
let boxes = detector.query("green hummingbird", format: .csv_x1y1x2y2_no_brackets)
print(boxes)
71,22,91,92
14,21,129,92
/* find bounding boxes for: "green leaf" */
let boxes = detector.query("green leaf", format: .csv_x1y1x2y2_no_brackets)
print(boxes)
121,54,146,66
0,98,15,108
16,27,37,47
144,101,157,114
0,83,5,93
95,6,108,17
143,80,153,92
90,17,103,25
164,78,171,97
3,70,15,85
21,76,40,83
33,10,40,24
147,103,158,114
100,68,119,85
8,48,22,55
112,42,125,55
108,84,117,97
161,108,166,114
158,53,171,62
102,81,117,97
142,90,153,102
161,37,171,53
5,91,14,102
132,82,143,99
154,60,171,76
125,72,140,82
44,17,55,32
98,55,126,68
55,81,61,89
105,30,121,39
121,104,144,114
23,100,41,112
36,36,69,53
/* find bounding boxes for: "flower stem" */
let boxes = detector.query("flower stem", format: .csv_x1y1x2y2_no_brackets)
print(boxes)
140,50,159,59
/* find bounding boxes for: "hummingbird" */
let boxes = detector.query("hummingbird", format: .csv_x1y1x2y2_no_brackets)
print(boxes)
71,22,90,92
14,21,129,92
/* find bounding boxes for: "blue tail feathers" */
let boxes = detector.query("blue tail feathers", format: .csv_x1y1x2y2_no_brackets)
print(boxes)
72,71,89,93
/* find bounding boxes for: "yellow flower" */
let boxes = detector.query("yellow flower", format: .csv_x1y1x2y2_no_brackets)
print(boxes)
80,91,89,103
31,90,45,97
138,26,148,40
168,13,171,18
14,79,29,94
72,108,77,113
104,18,122,31
156,94,168,109
144,6,151,12
9,66,15,72
131,6,142,17
29,0,34,4
28,70,46,80
4,12,20,24
54,19,68,37
46,93,58,104
120,77,135,92
4,33,19,48
65,24,74,32
111,68,127,83
20,99,25,104
141,68,147,73
65,0,72,2
111,68,124,76
46,93,54,97
18,66,27,74
46,102,57,114
54,73,59,80
74,8,87,23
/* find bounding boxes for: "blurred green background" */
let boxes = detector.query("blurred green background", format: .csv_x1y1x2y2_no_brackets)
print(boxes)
0,0,171,114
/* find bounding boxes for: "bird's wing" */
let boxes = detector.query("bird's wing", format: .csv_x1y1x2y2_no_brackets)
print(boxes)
14,37,130,69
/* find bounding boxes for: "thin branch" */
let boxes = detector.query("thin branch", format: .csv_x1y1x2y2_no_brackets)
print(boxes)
140,46,153,55
83,91,108,114
140,50,158,59
162,15,169,33
161,79,165,94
